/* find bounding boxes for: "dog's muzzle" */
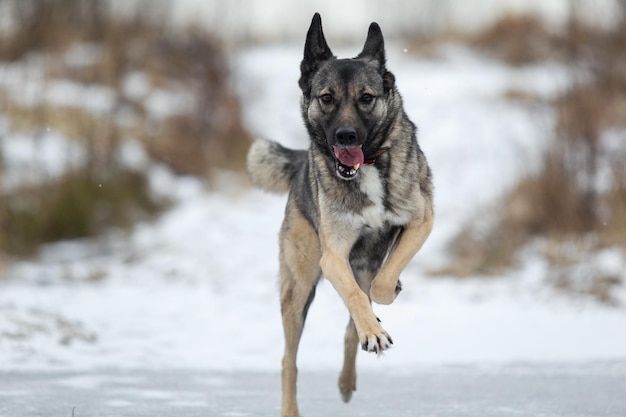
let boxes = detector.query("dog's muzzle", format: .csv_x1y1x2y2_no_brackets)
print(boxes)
333,145,364,180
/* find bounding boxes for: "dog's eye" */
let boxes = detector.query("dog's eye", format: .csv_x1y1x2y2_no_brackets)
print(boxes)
360,93,374,104
319,94,333,105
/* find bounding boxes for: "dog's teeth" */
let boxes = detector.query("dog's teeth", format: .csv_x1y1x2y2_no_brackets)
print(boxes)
353,163,360,170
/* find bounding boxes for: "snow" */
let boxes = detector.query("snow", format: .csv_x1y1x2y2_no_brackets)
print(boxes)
0,130,87,190
1,43,626,373
162,0,620,42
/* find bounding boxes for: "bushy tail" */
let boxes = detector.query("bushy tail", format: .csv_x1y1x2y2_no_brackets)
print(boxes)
246,139,306,193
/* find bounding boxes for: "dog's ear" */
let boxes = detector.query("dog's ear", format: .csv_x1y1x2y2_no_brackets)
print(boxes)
358,22,386,65
299,13,334,97
358,22,395,93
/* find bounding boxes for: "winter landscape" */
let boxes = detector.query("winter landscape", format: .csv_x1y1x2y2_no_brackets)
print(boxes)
1,1,625,416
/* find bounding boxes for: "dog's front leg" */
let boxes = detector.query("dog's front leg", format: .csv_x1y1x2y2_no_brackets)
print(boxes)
370,211,434,305
319,229,392,353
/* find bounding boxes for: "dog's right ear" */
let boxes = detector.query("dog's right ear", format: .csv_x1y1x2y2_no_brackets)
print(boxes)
299,13,334,98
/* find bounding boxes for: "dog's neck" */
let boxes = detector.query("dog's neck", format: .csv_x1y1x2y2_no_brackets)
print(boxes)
364,146,390,165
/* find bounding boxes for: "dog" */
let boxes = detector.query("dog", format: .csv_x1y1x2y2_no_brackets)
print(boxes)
247,13,434,417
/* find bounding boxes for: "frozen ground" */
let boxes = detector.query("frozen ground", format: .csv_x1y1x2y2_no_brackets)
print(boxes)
1,42,626,388
2,362,626,417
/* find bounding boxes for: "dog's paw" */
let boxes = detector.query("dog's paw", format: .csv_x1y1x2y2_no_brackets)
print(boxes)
360,329,393,354
338,371,356,403
369,278,401,305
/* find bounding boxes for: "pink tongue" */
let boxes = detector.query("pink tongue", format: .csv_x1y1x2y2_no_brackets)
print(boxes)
333,146,364,167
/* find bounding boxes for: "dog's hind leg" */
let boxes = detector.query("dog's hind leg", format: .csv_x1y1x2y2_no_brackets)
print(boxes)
338,317,358,402
279,201,321,417
338,268,374,402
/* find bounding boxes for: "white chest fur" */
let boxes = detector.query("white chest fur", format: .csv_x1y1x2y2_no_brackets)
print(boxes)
344,165,411,229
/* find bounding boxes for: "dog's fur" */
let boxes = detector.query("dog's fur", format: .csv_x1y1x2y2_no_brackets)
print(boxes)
247,14,434,417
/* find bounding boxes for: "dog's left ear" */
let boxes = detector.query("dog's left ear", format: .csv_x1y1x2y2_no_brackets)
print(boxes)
358,22,395,93
358,22,385,65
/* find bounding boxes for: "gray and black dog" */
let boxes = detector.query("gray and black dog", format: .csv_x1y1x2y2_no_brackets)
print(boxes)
247,13,434,417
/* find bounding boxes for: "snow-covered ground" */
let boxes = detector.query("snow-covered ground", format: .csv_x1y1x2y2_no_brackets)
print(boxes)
1,43,625,373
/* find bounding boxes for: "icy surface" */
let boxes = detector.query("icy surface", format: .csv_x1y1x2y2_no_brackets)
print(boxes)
2,363,626,417
1,44,625,374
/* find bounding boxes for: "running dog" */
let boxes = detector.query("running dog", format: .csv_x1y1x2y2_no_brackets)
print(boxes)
247,13,434,417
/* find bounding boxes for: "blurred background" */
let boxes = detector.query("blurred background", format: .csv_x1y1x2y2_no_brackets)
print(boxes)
0,0,625,371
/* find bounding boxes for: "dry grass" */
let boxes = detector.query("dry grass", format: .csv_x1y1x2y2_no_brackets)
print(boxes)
1,99,165,256
0,0,251,175
0,0,251,256
2,167,161,256
440,7,626,303
469,14,565,66
7,104,112,143
0,0,108,60
408,14,568,65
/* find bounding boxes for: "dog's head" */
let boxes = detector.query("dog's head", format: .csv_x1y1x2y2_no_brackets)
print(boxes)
299,13,397,180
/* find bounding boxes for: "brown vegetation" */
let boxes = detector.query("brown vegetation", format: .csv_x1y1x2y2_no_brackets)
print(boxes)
469,14,565,66
442,6,626,302
0,0,251,256
2,167,160,255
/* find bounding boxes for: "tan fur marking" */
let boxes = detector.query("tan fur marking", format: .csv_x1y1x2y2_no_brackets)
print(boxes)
370,208,434,305
338,318,358,402
279,202,321,417
318,222,389,351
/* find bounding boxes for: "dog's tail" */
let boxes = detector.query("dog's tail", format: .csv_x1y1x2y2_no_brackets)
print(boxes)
246,139,306,194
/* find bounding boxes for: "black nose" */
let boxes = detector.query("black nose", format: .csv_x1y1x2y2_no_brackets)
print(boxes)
335,127,357,144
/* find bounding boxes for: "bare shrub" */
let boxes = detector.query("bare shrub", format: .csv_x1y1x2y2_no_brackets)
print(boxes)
0,0,251,256
444,5,626,303
470,14,565,65
136,28,251,176
0,0,250,177
1,98,165,256
2,166,161,256
0,0,111,60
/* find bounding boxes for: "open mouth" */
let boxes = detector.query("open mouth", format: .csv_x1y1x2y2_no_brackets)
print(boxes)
333,145,364,180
